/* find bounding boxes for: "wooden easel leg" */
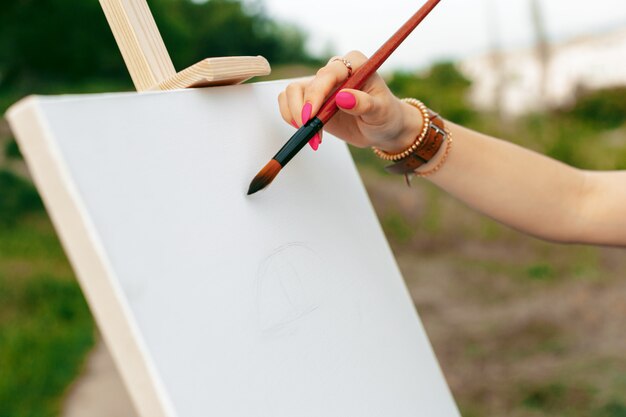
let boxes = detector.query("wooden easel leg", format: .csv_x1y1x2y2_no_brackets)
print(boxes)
99,0,271,92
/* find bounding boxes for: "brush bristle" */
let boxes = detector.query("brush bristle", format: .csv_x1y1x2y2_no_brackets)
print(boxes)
247,159,282,195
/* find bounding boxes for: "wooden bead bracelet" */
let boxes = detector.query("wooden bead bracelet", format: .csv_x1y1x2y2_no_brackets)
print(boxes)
372,98,451,181
371,98,430,161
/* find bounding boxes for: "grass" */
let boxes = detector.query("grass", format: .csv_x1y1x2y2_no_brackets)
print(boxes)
0,170,42,227
520,382,595,414
596,401,626,417
0,169,95,417
0,272,94,417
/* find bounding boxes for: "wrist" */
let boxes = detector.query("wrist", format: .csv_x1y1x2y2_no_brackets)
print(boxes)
371,98,452,179
377,99,425,154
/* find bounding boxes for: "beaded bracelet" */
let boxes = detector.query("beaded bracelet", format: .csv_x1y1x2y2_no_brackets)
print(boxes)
372,98,452,184
371,98,430,161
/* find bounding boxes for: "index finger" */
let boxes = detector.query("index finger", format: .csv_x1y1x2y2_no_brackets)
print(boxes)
304,51,369,117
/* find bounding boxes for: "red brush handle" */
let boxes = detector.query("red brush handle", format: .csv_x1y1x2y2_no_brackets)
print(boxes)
316,0,442,124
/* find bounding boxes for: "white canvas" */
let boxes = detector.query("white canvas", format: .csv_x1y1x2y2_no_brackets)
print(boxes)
7,80,460,417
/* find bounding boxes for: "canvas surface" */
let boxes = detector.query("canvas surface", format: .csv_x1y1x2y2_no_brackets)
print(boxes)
7,80,459,417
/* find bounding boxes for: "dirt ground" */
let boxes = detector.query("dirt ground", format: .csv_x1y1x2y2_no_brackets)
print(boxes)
364,168,626,417
61,338,138,417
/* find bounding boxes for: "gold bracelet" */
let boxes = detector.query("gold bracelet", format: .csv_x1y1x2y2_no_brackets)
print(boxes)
371,98,430,161
415,129,453,177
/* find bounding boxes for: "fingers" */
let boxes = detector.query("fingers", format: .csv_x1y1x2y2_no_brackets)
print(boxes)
277,50,371,128
278,89,295,127
304,51,368,116
277,79,322,150
286,82,306,127
277,50,383,151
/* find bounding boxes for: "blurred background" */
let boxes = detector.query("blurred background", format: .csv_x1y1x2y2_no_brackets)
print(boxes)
1,0,625,416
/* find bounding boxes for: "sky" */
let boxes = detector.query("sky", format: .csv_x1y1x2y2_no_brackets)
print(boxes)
261,0,626,71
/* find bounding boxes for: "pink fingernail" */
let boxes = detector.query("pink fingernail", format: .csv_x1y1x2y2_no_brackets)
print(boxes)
336,91,356,109
291,119,298,128
301,102,312,124
309,133,320,151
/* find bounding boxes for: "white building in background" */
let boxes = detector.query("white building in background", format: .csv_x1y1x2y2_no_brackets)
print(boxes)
460,28,626,115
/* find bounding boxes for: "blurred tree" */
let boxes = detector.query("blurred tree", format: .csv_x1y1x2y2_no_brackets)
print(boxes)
159,0,313,67
530,0,550,103
566,87,626,130
0,0,128,89
0,0,313,91
387,62,477,125
484,0,506,121
0,169,43,226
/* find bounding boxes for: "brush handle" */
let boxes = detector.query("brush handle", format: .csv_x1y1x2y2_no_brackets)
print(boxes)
274,117,324,166
269,0,442,170
316,0,442,124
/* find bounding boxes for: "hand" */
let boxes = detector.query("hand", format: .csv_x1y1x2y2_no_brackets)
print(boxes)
277,50,423,153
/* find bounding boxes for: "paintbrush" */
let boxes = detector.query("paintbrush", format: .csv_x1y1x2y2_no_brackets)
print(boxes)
247,0,443,195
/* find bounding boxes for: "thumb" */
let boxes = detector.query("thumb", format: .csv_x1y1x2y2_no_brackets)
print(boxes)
334,89,377,117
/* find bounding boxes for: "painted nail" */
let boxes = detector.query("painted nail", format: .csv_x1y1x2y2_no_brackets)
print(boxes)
302,103,317,150
336,91,356,109
301,102,312,124
309,134,320,151
293,118,319,150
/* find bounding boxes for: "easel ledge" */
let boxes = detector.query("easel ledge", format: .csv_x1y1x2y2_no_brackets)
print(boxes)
100,0,271,92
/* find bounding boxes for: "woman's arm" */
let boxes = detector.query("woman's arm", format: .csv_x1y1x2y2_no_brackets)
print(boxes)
423,122,626,246
278,51,626,247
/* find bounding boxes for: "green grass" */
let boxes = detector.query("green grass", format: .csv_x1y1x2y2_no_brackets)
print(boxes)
0,273,94,417
4,139,21,160
520,382,595,415
0,170,43,227
382,211,415,244
0,173,94,417
596,401,626,417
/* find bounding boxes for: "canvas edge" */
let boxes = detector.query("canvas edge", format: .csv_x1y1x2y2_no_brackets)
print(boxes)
6,96,178,417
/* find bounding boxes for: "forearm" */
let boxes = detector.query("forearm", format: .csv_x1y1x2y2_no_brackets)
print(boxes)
575,170,626,246
422,122,594,244
278,57,626,246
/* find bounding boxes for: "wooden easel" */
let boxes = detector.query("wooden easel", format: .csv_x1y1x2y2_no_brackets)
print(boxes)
99,0,271,92
6,5,461,414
